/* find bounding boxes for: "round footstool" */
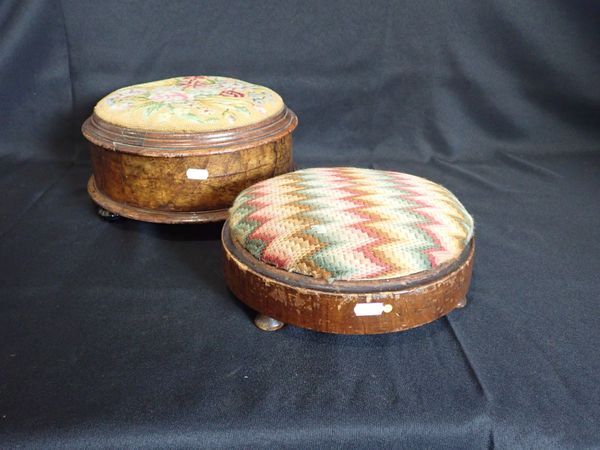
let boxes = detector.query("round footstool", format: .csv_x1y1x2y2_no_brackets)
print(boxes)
82,76,297,223
222,167,475,334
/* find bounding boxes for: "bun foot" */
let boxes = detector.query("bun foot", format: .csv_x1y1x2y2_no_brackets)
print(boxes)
456,297,467,308
97,207,120,221
254,314,285,332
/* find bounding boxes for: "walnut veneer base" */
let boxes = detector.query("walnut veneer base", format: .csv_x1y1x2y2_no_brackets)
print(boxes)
88,176,228,223
83,107,297,224
223,224,475,334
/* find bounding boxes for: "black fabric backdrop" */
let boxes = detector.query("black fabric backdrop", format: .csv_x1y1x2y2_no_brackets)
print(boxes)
1,1,599,448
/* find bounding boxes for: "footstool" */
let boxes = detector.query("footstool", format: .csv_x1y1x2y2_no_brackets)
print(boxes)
82,76,297,223
222,167,475,334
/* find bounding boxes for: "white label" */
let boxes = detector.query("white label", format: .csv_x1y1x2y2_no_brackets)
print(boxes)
354,302,392,316
186,168,209,180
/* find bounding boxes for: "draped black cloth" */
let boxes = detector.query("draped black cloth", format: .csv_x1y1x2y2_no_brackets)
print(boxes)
1,1,599,448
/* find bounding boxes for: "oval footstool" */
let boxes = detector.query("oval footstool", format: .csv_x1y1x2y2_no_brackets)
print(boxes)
82,76,297,223
222,167,475,334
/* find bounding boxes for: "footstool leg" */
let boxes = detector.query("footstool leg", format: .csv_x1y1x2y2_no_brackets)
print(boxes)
456,297,467,308
254,314,285,332
97,206,120,221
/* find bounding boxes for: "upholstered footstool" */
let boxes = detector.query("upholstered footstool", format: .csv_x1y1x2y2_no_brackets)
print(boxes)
222,167,475,334
82,76,297,223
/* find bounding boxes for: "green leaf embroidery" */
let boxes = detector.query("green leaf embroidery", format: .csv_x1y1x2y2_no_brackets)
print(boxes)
181,113,202,123
232,105,251,115
143,102,164,117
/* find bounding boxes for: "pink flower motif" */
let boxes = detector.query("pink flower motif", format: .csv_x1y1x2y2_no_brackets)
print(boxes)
219,89,245,98
110,102,131,110
120,88,146,96
109,88,146,101
149,91,190,102
178,76,209,89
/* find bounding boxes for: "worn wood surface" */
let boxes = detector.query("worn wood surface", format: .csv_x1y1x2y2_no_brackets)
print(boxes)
223,224,475,334
82,108,297,223
87,177,229,223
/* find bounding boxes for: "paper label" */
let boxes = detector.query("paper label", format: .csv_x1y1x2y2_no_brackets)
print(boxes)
186,168,209,180
354,302,392,316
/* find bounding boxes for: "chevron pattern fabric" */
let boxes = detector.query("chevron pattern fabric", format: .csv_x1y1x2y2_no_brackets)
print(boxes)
228,167,474,282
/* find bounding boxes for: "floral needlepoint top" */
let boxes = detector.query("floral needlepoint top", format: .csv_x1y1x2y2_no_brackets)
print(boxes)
94,76,285,132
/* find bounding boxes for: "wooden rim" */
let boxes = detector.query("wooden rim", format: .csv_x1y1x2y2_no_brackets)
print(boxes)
82,107,298,157
87,176,228,223
222,223,475,334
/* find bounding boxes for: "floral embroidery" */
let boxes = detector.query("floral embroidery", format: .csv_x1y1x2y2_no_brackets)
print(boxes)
95,76,284,131
178,76,211,89
219,89,245,98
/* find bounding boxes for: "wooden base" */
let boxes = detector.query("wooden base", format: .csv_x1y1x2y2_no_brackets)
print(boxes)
83,109,297,221
223,224,475,334
88,176,228,224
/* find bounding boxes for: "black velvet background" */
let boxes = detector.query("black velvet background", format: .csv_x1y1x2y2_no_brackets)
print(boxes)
1,1,599,448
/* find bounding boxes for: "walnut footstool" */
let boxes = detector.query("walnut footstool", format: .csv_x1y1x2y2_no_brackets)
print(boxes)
222,167,475,334
82,76,297,223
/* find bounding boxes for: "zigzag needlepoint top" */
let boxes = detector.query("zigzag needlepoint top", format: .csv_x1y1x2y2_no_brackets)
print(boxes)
229,167,474,282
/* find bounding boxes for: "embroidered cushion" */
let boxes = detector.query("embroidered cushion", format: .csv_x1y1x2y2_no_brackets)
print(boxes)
229,167,474,282
94,76,284,132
